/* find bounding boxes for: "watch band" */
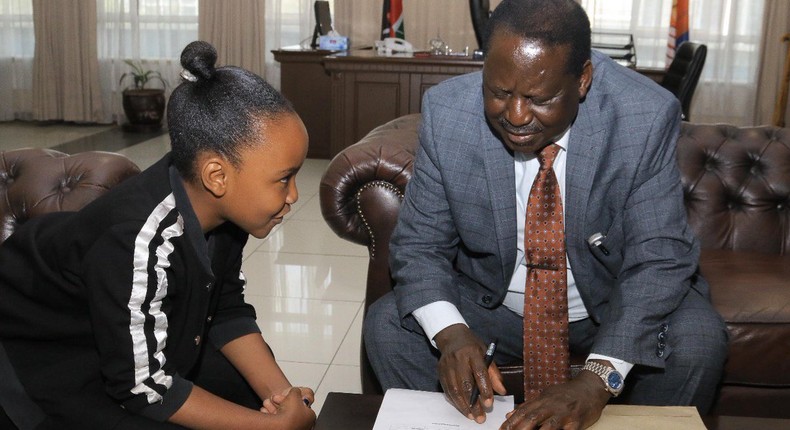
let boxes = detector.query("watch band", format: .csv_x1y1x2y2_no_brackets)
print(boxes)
582,361,624,397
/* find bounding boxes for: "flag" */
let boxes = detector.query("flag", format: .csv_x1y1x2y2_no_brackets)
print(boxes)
666,0,689,65
381,0,404,40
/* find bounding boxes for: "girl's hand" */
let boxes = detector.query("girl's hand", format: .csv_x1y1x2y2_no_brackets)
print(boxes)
291,386,315,407
260,386,315,414
271,387,316,430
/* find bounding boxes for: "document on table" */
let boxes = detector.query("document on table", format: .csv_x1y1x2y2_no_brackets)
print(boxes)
372,388,514,430
372,389,706,430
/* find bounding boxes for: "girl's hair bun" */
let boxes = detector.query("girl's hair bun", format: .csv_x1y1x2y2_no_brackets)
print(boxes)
180,41,218,82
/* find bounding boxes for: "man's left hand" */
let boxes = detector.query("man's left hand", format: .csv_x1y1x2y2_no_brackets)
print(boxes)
500,371,610,430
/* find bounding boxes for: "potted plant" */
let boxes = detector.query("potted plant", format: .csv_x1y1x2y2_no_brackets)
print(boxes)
119,60,168,132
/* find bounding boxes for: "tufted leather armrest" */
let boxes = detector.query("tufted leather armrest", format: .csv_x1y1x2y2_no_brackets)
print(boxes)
0,148,140,243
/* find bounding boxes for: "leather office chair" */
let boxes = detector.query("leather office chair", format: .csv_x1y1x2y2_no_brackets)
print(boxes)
661,41,707,121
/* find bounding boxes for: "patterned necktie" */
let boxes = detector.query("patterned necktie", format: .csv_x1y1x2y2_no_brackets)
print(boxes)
523,143,570,401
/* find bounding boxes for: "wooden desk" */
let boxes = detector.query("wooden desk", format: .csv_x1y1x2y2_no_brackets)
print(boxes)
323,51,483,157
272,49,337,159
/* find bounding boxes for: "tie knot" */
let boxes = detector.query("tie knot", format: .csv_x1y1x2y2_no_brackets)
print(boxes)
537,143,560,170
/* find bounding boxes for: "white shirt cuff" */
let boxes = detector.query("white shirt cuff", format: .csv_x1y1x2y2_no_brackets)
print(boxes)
587,353,634,378
412,301,467,349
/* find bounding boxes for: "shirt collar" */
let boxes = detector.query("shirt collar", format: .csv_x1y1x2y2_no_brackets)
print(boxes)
514,126,571,161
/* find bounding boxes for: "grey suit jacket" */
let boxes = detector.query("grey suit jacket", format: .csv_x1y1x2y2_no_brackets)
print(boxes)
390,50,706,368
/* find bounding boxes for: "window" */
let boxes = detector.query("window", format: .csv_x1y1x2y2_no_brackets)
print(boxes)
0,0,34,59
580,0,764,82
0,0,34,120
580,0,766,125
97,0,198,61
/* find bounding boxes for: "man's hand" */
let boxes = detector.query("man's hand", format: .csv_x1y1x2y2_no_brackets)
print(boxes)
434,324,506,424
500,370,610,430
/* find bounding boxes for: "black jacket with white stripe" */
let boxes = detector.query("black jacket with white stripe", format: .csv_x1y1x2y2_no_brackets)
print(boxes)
0,154,260,422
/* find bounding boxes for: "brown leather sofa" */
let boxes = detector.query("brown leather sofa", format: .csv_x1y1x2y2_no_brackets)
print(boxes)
320,113,790,418
0,148,140,427
1,148,140,243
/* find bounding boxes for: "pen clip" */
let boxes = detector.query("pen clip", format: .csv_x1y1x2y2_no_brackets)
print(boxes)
587,232,610,256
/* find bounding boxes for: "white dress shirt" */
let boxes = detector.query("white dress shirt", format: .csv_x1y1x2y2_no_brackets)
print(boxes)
412,128,634,377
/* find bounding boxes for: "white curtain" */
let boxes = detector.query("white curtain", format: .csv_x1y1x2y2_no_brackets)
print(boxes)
198,0,266,77
580,0,766,125
0,0,34,121
263,0,332,89
96,0,198,124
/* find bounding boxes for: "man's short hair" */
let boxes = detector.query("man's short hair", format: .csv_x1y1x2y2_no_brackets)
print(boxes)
484,0,591,76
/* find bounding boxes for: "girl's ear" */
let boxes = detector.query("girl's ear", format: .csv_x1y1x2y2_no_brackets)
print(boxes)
199,156,229,198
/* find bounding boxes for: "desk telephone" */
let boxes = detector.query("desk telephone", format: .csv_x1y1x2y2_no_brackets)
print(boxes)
375,37,414,56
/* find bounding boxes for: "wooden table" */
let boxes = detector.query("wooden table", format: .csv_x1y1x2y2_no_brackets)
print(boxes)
315,392,790,430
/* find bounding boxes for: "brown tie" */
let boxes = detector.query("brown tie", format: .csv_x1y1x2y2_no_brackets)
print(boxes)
523,143,570,401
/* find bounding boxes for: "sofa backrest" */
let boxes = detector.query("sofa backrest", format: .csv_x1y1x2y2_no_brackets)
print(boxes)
0,148,141,244
677,124,790,255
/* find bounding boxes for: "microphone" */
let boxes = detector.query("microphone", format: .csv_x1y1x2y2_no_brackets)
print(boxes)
587,232,610,256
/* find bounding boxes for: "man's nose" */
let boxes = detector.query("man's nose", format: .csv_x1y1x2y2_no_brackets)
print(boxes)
504,97,532,127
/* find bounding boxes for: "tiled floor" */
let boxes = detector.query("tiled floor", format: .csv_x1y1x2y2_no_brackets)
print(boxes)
0,121,367,414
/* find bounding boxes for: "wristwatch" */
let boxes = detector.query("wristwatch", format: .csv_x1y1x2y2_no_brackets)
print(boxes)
582,361,624,397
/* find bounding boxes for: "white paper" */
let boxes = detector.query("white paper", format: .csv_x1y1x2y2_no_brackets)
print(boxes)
372,388,514,430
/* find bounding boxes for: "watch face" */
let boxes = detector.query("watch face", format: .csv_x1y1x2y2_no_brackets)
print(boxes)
607,372,623,390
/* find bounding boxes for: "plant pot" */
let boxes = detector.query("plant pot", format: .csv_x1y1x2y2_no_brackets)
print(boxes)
122,88,166,132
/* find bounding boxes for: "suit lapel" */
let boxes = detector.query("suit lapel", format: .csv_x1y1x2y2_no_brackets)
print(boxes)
480,122,518,288
566,90,607,277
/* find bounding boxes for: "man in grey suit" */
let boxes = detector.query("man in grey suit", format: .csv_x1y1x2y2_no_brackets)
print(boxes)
363,0,728,428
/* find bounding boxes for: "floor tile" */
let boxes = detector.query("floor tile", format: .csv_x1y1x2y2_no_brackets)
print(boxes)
277,361,328,393
246,296,362,365
332,307,364,366
0,121,112,150
116,134,172,170
243,251,368,302
254,219,368,257
52,126,167,154
290,194,326,222
297,158,330,191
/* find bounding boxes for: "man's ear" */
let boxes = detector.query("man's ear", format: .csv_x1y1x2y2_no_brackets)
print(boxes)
199,156,229,198
578,59,593,99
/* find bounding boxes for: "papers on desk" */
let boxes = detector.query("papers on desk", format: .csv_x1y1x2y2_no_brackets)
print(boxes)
372,388,513,430
372,389,706,430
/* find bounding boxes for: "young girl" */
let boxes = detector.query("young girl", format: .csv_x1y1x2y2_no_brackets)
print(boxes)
0,41,314,430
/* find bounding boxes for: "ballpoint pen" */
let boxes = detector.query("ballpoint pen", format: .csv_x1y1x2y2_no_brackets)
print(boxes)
469,339,498,407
